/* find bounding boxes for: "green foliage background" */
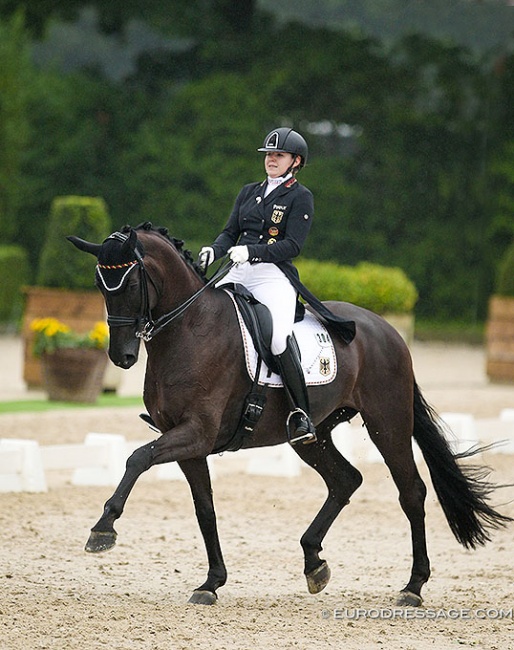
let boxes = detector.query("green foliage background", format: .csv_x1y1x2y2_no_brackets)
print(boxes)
0,245,29,322
1,1,513,323
296,259,418,314
496,239,514,297
37,196,111,290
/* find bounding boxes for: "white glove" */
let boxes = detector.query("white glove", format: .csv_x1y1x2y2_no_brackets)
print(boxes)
198,246,214,270
228,245,249,265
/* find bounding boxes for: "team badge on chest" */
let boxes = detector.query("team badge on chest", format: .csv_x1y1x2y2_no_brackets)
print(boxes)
271,204,286,224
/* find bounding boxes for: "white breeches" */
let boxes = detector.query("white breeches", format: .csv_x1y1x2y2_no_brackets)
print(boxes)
217,262,297,355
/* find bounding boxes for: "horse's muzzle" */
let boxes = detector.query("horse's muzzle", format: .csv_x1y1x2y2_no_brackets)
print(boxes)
108,338,140,369
112,353,138,369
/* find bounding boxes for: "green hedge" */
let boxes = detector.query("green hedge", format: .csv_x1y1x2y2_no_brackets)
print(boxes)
37,196,111,290
496,240,514,297
0,245,30,324
296,258,418,314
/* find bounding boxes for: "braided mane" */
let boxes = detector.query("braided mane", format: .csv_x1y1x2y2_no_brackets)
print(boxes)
123,221,207,283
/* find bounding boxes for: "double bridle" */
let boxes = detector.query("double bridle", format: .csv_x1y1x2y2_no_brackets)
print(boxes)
97,235,232,342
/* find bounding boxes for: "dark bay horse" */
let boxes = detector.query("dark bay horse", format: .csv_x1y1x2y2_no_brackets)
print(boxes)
68,222,511,606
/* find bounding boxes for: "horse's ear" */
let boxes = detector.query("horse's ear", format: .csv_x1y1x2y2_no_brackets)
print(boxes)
67,236,102,257
121,228,138,255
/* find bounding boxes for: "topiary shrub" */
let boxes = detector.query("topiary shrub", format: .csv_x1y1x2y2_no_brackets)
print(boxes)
37,196,111,290
0,245,30,325
496,240,514,297
296,258,418,314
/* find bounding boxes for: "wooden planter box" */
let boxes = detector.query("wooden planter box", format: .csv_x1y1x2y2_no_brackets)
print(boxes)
22,287,106,388
485,295,514,383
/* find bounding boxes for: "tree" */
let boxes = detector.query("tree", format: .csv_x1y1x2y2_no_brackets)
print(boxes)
0,0,259,38
0,0,81,37
0,12,31,241
5,1,514,323
117,72,271,247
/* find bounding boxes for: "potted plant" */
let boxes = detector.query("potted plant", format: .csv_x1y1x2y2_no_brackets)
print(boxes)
22,196,111,388
30,317,109,402
486,239,514,383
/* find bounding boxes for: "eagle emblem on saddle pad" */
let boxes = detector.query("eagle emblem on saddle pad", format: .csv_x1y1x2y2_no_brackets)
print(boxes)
319,358,331,376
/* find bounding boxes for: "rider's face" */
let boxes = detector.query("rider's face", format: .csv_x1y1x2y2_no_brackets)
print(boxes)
264,151,298,178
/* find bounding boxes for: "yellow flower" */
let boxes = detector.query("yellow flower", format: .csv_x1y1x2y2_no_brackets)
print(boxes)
88,322,109,349
30,317,71,337
30,318,109,356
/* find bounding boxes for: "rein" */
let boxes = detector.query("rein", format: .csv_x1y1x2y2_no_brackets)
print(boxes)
100,240,233,342
137,259,233,342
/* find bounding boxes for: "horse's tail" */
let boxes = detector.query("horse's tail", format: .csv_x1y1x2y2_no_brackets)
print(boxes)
412,382,512,549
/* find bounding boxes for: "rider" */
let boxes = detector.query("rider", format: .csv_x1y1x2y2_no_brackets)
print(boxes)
199,127,316,444
199,127,355,445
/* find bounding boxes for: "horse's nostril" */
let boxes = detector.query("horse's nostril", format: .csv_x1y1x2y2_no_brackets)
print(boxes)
111,354,136,369
119,355,136,369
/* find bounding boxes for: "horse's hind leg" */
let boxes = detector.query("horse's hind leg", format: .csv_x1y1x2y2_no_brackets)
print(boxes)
293,421,363,594
362,410,430,606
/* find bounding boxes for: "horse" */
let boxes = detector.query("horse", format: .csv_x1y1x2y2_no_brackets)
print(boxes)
68,222,511,606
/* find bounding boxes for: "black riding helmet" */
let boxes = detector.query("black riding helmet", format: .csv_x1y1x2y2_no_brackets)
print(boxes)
258,127,308,170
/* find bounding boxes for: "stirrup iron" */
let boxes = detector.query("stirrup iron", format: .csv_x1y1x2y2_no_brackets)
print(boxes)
286,408,317,445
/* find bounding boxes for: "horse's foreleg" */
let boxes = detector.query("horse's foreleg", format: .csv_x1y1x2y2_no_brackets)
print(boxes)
85,417,216,555
293,430,363,594
85,441,156,553
178,457,227,605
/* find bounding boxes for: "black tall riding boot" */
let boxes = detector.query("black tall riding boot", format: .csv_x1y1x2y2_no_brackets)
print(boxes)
276,336,317,445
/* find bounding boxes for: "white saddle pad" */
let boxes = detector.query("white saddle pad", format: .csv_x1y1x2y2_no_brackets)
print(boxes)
226,292,337,387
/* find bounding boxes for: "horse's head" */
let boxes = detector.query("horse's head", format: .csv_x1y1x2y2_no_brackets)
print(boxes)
68,227,149,368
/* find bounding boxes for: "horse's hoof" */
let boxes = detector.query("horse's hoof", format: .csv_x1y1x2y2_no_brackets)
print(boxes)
306,560,331,594
188,590,217,605
85,530,117,553
397,590,423,607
